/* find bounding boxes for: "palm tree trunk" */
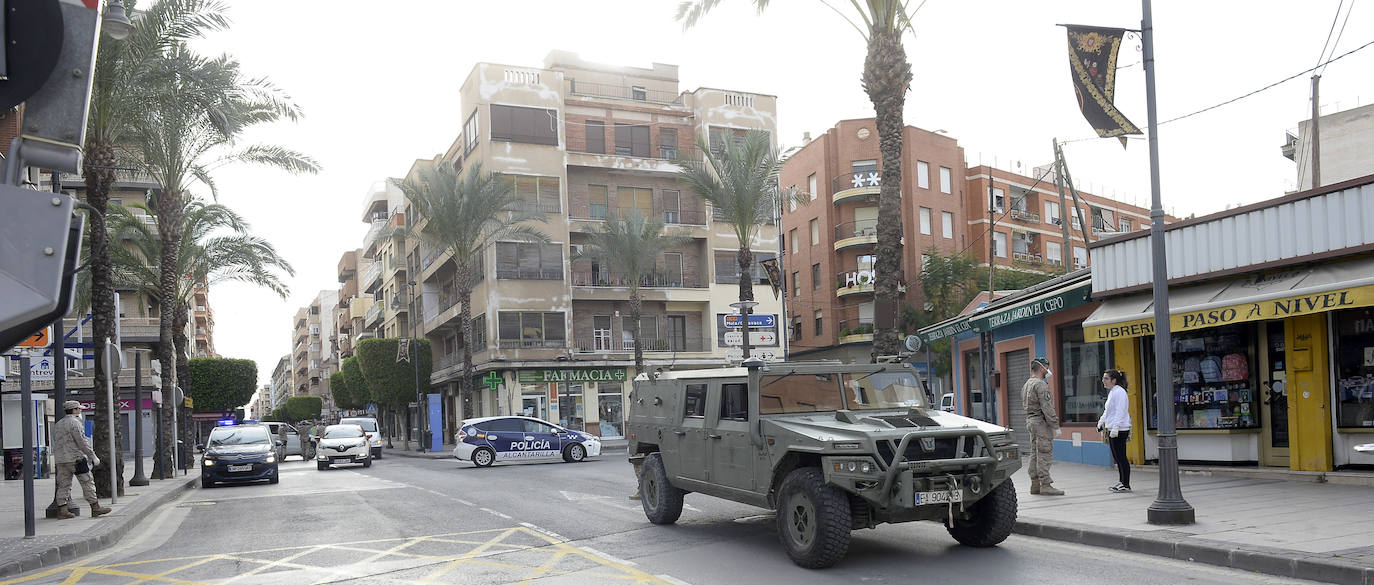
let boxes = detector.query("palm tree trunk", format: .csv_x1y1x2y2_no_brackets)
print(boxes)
457,262,475,426
629,289,643,373
174,304,193,462
863,25,913,360
83,140,125,497
735,246,754,358
153,190,184,478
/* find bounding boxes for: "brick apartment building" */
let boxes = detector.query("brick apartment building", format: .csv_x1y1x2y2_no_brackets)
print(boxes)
780,120,1157,367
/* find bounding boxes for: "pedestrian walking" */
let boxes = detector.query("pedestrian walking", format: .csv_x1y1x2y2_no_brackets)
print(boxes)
1022,358,1064,495
1098,369,1132,493
52,401,111,519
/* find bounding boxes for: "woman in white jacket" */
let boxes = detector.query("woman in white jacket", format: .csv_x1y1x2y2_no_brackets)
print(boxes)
1097,370,1132,492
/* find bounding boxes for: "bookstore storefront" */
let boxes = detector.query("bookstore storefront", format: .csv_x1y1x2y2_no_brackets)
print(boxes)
1084,254,1374,470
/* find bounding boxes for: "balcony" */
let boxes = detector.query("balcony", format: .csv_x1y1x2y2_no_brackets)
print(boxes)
571,270,704,289
361,261,382,291
506,199,562,214
834,219,895,251
497,338,567,350
365,302,384,326
569,207,707,228
565,79,683,105
1010,209,1041,223
836,319,875,345
572,336,712,354
832,171,881,205
364,218,389,249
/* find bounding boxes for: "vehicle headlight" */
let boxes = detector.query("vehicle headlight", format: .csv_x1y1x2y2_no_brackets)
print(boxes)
265,455,276,463
833,441,862,450
830,457,878,475
203,459,215,467
356,441,368,449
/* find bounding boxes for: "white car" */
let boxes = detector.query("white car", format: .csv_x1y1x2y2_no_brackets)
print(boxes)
453,416,602,467
316,424,372,470
339,416,383,459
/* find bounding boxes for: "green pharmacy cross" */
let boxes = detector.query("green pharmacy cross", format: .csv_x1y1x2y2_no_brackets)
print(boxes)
482,371,503,391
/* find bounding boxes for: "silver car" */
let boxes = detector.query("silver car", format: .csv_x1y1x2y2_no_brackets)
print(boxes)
316,424,372,470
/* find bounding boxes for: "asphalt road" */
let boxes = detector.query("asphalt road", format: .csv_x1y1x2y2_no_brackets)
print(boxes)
3,453,1328,585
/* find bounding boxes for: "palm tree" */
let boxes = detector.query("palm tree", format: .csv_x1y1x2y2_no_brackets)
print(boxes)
82,0,229,496
575,213,691,372
127,47,318,477
107,199,294,398
678,0,918,358
676,130,801,358
399,161,547,415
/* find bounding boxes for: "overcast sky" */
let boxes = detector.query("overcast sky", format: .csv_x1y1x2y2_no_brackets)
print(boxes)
186,1,1373,386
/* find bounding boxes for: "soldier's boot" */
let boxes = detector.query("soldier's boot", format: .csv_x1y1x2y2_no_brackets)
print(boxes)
57,507,76,520
1029,480,1040,494
1038,483,1065,496
91,504,112,517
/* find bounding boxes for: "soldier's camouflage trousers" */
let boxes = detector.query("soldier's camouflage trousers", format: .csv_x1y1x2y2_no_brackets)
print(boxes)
1027,419,1056,485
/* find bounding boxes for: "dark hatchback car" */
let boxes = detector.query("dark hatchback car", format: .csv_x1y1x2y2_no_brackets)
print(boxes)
201,424,279,487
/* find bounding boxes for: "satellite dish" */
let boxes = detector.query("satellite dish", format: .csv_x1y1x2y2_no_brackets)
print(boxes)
904,335,922,352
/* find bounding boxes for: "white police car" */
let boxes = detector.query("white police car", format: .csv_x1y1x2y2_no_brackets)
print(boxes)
454,416,602,467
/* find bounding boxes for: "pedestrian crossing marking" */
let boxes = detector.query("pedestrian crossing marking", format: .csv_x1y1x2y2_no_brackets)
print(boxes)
0,526,678,585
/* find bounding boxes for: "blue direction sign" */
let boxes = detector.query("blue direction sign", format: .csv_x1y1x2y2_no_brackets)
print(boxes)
724,314,776,328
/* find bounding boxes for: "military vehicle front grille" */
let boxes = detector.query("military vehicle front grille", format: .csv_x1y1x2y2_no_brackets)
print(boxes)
874,415,940,428
876,437,979,464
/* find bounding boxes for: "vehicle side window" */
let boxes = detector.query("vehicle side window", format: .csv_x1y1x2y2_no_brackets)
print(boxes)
684,384,707,418
523,420,555,434
720,383,749,421
491,419,524,433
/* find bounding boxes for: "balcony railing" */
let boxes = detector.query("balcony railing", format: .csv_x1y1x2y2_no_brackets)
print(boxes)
1010,209,1041,223
496,268,564,281
572,336,711,353
1012,251,1044,264
497,338,567,349
834,219,878,240
361,262,382,288
364,218,389,247
833,171,881,195
565,79,683,104
569,207,707,226
571,270,704,288
506,199,562,214
365,303,383,325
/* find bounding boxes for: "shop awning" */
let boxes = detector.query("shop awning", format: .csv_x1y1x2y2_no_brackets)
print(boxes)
918,313,974,344
966,280,1091,333
1083,255,1374,342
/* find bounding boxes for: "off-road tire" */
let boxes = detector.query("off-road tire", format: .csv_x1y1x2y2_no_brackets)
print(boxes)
472,447,496,468
563,443,587,463
776,467,851,568
640,453,685,525
947,478,1017,547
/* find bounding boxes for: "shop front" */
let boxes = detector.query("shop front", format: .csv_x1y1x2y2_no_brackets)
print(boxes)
1082,175,1374,471
512,367,629,438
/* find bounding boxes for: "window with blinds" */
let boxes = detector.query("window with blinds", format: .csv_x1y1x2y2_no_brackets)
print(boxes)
495,243,564,280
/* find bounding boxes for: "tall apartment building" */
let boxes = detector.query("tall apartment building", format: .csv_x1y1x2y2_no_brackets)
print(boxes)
359,179,408,342
964,164,1154,272
191,283,217,357
334,248,373,361
408,51,784,439
779,120,967,363
270,354,292,412
289,291,337,412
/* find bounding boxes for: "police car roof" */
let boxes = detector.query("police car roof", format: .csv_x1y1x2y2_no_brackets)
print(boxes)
460,415,561,427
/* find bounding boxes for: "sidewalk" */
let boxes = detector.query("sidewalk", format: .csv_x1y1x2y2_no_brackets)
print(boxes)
1013,461,1374,585
0,456,199,578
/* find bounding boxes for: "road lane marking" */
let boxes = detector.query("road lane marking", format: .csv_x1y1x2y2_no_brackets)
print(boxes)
481,507,513,519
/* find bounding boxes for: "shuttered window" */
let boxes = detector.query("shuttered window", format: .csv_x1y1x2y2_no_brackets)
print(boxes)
490,104,558,146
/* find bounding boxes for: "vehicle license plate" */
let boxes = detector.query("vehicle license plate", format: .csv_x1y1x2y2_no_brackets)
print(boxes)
914,490,962,505
333,457,348,463
227,464,252,472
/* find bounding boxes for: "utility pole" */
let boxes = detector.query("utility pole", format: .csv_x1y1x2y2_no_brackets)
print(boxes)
982,175,996,423
1055,140,1093,266
1142,0,1195,524
1310,75,1321,189
1051,140,1074,269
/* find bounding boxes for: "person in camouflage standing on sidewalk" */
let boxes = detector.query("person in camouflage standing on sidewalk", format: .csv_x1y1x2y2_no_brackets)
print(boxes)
1022,358,1064,496
53,401,112,518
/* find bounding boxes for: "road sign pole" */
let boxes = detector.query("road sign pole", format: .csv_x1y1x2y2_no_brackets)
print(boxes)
105,339,117,505
130,352,147,486
20,355,36,538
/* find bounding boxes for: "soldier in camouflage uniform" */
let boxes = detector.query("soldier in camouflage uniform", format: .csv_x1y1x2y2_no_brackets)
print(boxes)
1022,358,1064,495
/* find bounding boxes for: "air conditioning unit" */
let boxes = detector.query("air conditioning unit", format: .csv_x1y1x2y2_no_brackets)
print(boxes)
570,244,585,256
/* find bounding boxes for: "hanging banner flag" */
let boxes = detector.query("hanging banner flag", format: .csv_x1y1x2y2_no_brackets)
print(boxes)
396,338,411,363
1065,25,1141,147
759,257,783,299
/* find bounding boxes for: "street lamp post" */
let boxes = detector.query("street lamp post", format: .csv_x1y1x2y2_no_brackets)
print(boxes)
129,349,150,486
396,279,423,452
730,301,758,361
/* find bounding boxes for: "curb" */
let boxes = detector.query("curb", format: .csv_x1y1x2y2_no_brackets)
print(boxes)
1014,517,1374,585
0,474,200,579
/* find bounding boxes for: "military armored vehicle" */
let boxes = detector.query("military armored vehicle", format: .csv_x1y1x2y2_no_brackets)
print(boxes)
627,360,1022,568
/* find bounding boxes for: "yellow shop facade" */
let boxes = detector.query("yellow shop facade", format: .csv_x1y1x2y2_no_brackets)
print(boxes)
1083,175,1374,471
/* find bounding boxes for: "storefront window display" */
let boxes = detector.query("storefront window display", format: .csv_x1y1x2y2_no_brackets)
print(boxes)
1142,323,1260,429
521,383,548,421
558,383,585,431
598,382,625,438
1058,323,1113,423
1335,307,1374,428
